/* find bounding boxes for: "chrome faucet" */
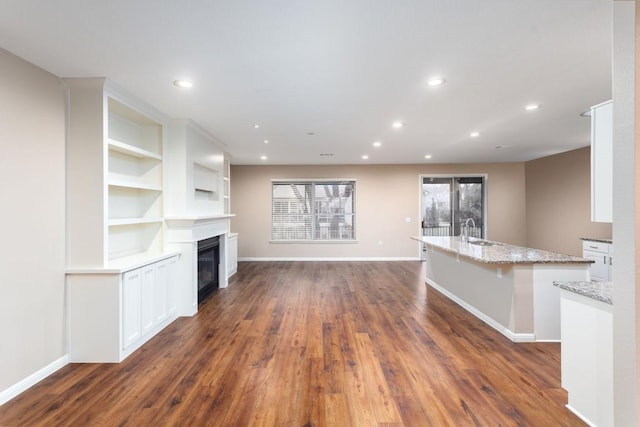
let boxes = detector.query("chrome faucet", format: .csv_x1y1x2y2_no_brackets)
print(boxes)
462,218,475,242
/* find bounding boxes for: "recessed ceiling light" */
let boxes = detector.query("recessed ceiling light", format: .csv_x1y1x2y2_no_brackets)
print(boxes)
264,140,269,144
173,79,193,88
373,141,382,147
470,131,480,138
427,77,446,87
253,124,260,129
392,121,404,129
362,155,369,160
424,155,432,159
260,155,267,160
524,104,540,111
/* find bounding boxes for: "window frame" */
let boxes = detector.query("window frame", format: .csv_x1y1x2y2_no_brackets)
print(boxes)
270,178,357,243
420,174,488,239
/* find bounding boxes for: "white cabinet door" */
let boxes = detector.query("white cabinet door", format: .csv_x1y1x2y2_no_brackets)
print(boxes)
167,255,179,316
582,240,612,281
140,263,156,335
227,234,238,278
607,244,613,282
583,250,608,281
591,100,613,223
122,268,142,349
155,259,169,324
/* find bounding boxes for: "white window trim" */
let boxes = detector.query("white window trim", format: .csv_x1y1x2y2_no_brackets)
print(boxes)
271,179,357,243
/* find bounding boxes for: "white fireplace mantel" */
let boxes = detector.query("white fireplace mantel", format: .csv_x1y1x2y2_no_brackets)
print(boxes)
165,214,235,243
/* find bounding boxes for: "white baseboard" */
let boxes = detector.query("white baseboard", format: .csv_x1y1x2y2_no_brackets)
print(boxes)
426,279,536,343
565,404,597,427
238,257,421,262
0,355,69,406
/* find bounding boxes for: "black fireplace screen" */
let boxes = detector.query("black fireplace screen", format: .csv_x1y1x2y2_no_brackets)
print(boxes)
197,236,220,303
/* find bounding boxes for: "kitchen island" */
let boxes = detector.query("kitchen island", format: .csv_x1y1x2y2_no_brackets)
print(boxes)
413,236,592,342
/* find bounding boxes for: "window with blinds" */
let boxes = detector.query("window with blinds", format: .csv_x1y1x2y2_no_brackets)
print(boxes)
272,181,356,241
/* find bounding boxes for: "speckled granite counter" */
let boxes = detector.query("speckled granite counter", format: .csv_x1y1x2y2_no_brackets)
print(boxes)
413,236,592,265
554,280,613,305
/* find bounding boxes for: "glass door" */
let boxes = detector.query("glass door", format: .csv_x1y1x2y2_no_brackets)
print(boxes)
421,176,484,238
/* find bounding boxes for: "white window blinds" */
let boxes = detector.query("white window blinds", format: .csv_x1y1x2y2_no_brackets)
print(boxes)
272,181,355,241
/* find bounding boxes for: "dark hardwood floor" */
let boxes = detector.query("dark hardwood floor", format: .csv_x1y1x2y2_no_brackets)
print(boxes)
0,261,584,426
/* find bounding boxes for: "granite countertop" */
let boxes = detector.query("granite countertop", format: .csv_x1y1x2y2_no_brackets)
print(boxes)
412,235,593,265
581,237,613,244
554,280,613,305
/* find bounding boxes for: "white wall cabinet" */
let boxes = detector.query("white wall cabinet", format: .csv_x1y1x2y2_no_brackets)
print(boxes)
69,254,180,362
590,100,613,223
582,240,612,281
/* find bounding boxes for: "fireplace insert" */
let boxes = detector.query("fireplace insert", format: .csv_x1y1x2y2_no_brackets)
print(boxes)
197,236,220,303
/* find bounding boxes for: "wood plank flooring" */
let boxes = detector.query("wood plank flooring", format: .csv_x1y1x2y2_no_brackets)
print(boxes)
0,261,585,426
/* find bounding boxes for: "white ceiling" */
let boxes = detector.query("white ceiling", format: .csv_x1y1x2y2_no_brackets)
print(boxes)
0,1,612,165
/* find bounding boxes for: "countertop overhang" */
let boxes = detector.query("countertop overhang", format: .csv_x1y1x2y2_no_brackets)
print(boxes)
554,280,613,305
412,236,593,265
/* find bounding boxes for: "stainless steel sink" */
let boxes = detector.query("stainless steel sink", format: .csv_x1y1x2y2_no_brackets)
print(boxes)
469,239,497,246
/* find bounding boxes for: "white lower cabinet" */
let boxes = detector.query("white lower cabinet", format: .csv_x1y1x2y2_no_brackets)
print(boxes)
560,290,613,426
167,255,179,315
68,253,180,362
139,264,155,337
227,233,238,278
122,268,143,349
154,260,168,325
582,240,612,281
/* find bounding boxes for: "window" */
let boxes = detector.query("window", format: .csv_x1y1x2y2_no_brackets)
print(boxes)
272,180,355,241
422,176,485,238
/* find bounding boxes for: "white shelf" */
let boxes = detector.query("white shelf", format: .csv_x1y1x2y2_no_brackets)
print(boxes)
108,139,162,160
108,218,163,226
108,98,163,155
109,180,162,191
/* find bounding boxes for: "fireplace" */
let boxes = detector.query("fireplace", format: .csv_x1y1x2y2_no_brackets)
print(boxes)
197,236,220,303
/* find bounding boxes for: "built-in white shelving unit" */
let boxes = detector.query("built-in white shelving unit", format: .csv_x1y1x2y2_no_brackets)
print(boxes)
106,97,165,262
65,78,181,362
65,78,168,267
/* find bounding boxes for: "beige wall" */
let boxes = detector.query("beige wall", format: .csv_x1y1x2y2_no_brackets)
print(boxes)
230,163,527,259
0,49,67,392
525,147,612,257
